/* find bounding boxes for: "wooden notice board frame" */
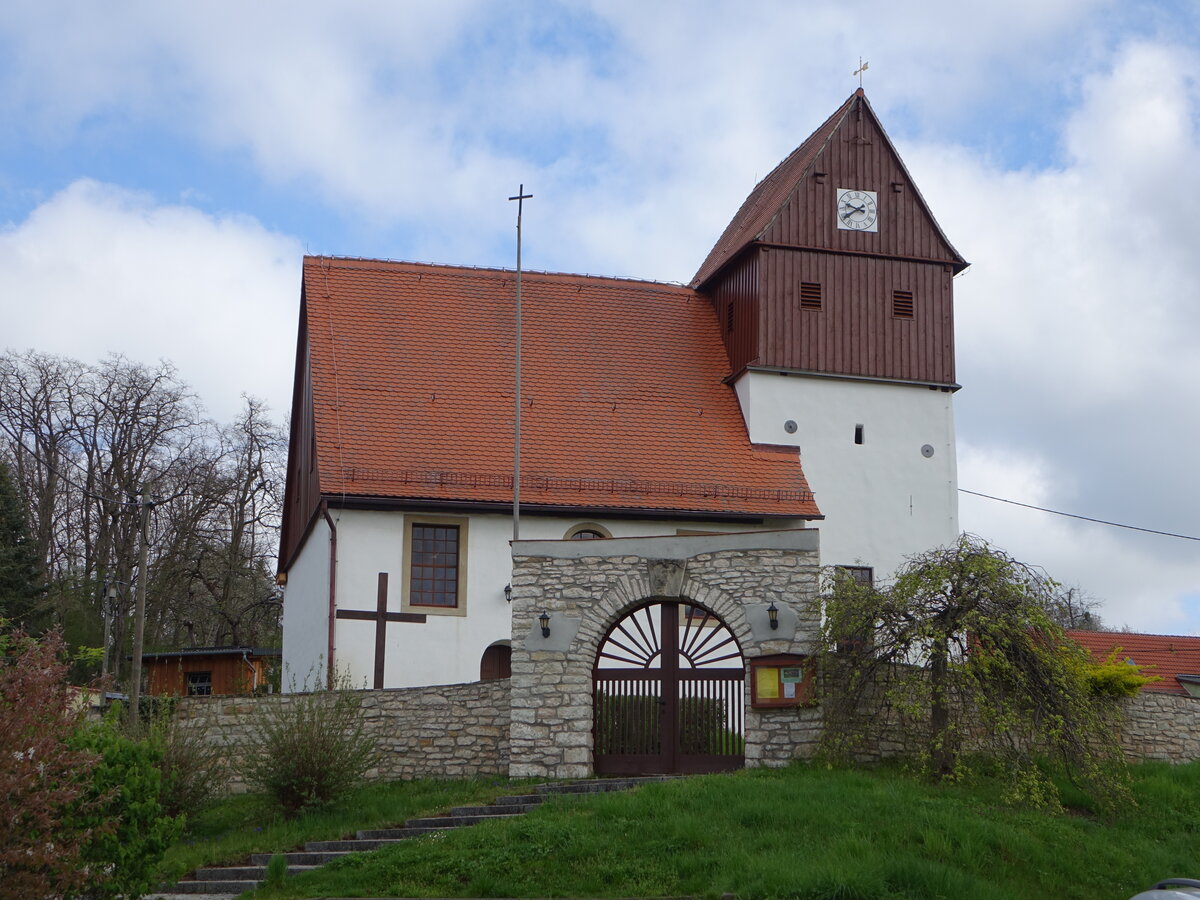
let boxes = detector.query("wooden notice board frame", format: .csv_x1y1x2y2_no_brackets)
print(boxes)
749,653,816,708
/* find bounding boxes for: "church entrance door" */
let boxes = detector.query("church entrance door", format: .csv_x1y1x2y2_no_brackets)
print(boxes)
592,602,745,775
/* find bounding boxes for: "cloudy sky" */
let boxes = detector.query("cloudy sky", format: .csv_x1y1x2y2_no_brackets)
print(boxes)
1,1,1197,634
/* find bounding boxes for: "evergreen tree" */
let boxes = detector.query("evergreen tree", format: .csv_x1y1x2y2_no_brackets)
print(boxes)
0,459,44,629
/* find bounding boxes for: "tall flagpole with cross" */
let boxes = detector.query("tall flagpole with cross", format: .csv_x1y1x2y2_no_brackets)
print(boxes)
509,184,532,541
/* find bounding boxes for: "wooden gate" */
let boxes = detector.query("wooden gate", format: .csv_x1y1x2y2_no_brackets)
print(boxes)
593,602,745,774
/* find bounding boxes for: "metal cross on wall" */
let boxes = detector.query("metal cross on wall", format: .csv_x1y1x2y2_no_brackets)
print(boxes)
334,573,426,689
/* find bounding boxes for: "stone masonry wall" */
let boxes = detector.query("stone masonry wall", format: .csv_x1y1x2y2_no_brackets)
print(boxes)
509,530,824,779
1119,692,1200,762
173,678,510,792
171,664,1200,795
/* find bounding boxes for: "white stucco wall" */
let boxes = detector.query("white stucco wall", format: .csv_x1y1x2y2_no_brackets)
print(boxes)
281,516,331,690
734,369,958,581
286,507,809,691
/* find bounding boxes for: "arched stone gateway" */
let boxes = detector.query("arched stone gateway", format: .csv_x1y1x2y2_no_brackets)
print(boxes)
508,529,823,780
593,600,745,774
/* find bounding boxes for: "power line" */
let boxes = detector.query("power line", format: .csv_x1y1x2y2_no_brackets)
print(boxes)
959,489,1200,543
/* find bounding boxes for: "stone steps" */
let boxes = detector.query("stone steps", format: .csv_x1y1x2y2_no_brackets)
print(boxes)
159,776,671,896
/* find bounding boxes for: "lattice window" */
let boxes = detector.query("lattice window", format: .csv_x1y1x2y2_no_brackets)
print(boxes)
800,282,822,310
186,671,213,696
838,565,874,586
409,524,460,607
893,290,914,319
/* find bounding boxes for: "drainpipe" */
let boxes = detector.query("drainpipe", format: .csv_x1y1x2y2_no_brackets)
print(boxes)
321,500,338,690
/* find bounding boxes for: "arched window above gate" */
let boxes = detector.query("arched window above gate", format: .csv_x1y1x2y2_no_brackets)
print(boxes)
565,523,611,540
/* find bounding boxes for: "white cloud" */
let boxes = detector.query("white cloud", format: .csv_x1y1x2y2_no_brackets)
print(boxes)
924,41,1200,631
0,180,300,423
960,443,1200,633
0,0,1131,276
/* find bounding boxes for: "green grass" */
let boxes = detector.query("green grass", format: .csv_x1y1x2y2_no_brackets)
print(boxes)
233,761,1200,900
158,775,518,886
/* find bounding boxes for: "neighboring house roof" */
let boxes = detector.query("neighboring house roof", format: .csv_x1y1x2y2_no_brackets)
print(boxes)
140,647,281,661
301,256,819,520
1067,630,1200,696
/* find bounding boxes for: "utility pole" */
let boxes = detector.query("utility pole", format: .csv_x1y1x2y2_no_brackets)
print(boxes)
101,582,118,687
127,493,153,731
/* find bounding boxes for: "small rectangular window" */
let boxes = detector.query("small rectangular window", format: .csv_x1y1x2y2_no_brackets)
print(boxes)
839,566,874,586
893,290,914,319
854,424,864,445
833,567,875,656
800,282,822,310
186,671,213,696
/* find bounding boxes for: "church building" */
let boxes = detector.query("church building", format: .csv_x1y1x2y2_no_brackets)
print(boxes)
278,89,967,693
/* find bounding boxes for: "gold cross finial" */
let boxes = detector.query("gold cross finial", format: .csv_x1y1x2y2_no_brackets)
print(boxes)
854,57,869,88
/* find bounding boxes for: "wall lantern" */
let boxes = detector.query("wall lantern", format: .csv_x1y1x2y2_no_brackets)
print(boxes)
538,610,551,638
504,584,512,603
767,601,779,631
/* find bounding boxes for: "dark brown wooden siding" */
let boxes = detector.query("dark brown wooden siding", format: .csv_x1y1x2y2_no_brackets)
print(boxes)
146,654,272,697
764,100,961,266
707,251,760,375
759,248,955,384
279,298,322,571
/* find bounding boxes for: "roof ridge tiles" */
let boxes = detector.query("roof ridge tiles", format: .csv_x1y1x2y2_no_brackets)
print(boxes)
305,254,691,292
1067,630,1200,642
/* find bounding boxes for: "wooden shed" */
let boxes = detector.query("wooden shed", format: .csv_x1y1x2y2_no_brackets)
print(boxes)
141,647,280,697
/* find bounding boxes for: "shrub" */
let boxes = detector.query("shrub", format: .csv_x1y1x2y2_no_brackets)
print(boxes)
149,702,227,817
1085,649,1160,698
67,713,183,899
237,687,379,816
0,628,102,897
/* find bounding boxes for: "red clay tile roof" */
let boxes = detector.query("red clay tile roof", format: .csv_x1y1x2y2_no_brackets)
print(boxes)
1067,630,1200,695
302,256,819,519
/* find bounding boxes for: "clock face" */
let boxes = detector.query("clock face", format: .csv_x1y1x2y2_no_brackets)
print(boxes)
836,188,879,232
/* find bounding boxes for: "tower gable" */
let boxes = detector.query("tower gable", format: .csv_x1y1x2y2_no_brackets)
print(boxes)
693,90,965,291
758,92,966,269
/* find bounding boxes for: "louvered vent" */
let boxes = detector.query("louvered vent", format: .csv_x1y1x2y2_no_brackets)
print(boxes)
725,299,735,332
800,282,822,310
892,290,914,319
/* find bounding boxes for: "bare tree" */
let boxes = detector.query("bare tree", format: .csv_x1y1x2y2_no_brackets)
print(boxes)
0,351,284,690
1045,585,1105,631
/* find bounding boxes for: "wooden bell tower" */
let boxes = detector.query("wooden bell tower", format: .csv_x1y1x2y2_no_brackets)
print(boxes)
693,89,967,387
